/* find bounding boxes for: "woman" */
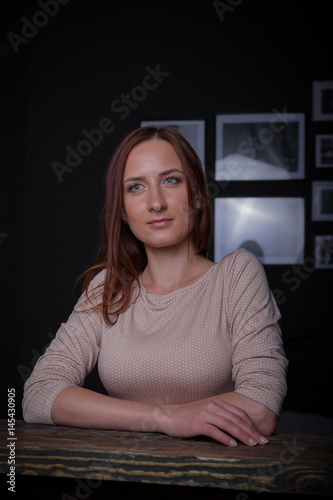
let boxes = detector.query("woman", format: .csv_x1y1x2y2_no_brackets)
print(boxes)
23,126,288,447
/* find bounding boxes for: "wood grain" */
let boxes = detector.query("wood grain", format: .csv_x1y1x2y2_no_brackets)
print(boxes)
1,420,332,496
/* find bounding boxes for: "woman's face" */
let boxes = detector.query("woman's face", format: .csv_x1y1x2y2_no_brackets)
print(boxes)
122,139,196,253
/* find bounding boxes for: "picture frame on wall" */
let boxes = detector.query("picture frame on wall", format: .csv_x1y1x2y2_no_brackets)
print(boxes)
315,134,333,168
314,235,333,269
214,197,305,265
312,181,333,221
313,81,333,121
215,113,305,181
140,119,205,169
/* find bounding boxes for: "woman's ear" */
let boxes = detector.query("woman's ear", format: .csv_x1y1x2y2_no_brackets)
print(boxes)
192,180,202,208
121,208,128,224
193,198,202,216
194,199,201,211
193,190,202,211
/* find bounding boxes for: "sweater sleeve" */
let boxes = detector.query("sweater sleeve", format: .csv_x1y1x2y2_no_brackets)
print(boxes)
226,249,288,415
22,271,105,425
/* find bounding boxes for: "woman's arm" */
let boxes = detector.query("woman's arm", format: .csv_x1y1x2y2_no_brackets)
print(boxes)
202,392,278,436
51,386,270,447
51,386,158,431
225,250,288,424
23,274,105,425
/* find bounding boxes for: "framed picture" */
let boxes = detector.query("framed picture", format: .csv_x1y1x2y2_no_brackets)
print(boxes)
214,197,305,265
312,181,333,221
215,113,305,181
314,235,333,269
313,81,333,121
315,134,333,168
140,119,205,169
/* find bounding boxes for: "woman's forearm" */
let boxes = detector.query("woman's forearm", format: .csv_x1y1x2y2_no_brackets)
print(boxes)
212,392,278,436
51,386,275,447
51,386,160,431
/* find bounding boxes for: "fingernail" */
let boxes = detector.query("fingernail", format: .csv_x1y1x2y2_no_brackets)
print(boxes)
249,437,257,446
260,436,269,444
230,439,237,447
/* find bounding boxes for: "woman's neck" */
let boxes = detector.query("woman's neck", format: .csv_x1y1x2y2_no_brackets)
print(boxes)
141,246,213,295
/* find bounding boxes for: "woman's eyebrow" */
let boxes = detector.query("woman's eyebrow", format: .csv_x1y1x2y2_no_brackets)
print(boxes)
158,168,184,177
123,175,146,184
123,168,184,185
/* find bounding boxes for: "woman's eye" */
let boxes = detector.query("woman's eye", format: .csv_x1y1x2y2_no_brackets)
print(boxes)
128,183,143,192
164,176,179,184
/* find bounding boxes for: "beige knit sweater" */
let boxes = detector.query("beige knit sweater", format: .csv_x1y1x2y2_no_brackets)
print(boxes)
23,248,288,424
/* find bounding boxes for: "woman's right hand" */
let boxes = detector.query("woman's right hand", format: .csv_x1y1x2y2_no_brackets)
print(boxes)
153,398,269,447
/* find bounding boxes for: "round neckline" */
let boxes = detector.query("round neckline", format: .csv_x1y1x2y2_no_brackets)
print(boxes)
139,262,218,299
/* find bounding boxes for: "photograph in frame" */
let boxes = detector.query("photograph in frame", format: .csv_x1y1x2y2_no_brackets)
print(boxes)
315,134,333,168
312,181,333,221
313,81,333,121
314,235,333,269
215,113,305,181
140,119,205,169
214,197,305,265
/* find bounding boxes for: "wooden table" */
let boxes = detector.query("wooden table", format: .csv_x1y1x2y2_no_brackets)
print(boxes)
1,420,333,498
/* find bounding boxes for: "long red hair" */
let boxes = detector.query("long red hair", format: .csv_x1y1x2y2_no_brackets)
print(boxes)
81,126,212,325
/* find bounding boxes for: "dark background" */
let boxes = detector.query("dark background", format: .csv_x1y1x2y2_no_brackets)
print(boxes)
1,0,332,423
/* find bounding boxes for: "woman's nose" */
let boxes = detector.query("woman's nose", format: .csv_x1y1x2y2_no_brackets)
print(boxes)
148,186,167,212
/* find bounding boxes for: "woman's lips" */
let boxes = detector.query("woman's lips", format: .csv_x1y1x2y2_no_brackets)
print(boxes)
148,218,173,228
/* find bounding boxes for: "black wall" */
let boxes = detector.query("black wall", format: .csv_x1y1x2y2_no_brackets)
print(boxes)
1,0,332,420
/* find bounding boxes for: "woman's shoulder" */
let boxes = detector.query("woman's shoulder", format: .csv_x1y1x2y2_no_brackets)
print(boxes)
79,268,107,307
212,248,265,286
217,247,262,270
90,267,107,285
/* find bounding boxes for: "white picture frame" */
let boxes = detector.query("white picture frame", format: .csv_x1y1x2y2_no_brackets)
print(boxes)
215,113,305,181
313,81,333,121
314,235,333,269
214,197,305,265
312,181,333,221
315,134,333,168
140,119,206,170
